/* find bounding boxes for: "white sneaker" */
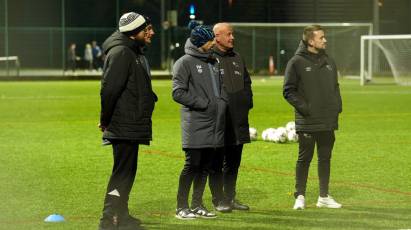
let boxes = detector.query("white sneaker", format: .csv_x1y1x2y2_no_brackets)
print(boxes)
191,205,217,219
293,195,305,210
175,208,196,220
316,195,342,208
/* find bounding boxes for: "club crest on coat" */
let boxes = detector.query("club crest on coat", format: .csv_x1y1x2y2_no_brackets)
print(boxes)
196,64,203,74
326,65,333,71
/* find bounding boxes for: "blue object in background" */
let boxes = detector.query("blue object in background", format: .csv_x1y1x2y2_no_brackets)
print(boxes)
189,4,196,15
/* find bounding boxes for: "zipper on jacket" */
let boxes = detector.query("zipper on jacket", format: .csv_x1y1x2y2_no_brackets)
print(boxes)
208,63,220,97
208,62,220,147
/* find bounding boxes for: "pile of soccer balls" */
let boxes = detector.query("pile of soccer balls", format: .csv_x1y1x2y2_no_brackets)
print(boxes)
249,121,298,143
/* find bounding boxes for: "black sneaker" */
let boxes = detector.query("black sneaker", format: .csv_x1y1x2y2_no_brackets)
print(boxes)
214,201,232,213
231,200,250,211
191,205,217,219
175,208,196,220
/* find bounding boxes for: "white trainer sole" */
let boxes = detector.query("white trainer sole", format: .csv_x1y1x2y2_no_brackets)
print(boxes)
175,215,196,220
316,203,342,209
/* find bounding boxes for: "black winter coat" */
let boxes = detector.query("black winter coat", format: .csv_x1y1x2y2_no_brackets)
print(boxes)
100,31,157,142
172,39,228,149
283,41,342,132
213,47,253,145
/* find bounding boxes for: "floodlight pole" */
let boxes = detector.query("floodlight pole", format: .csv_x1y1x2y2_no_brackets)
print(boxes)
5,0,9,76
62,0,66,74
161,0,165,69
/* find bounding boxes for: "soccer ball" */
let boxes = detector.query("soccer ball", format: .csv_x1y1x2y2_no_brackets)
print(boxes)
287,129,298,142
286,121,296,132
275,127,287,143
249,127,258,141
262,128,276,141
261,122,299,144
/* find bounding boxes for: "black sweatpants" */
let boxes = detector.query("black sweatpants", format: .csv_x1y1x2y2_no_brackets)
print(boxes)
102,140,139,219
177,148,216,209
295,131,335,198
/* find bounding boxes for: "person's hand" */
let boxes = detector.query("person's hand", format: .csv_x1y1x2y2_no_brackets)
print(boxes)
98,123,106,132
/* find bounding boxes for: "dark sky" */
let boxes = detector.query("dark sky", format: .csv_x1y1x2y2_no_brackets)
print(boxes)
2,0,411,34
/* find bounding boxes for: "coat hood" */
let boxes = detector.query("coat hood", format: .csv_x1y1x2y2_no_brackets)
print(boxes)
184,38,215,63
102,31,144,55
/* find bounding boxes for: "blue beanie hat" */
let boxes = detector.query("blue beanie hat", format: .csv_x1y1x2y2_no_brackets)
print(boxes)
190,25,214,48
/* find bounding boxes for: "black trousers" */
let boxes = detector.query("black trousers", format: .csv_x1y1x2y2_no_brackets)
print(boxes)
223,144,243,201
102,140,139,219
177,148,217,209
207,144,243,205
295,131,335,198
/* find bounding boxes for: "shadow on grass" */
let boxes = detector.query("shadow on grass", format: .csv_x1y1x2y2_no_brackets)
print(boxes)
140,206,411,230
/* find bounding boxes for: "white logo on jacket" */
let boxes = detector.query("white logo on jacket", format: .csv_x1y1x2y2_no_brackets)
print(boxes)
234,70,242,76
196,65,203,74
305,66,312,72
326,65,333,71
232,61,239,68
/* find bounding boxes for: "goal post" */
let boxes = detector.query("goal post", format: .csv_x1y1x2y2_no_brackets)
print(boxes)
0,56,20,77
229,22,373,76
360,34,411,86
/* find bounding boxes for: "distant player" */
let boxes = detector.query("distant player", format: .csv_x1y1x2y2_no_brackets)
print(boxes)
283,25,343,210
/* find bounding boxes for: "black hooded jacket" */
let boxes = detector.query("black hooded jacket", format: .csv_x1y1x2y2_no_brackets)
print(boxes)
283,40,342,132
172,39,228,149
100,31,157,142
213,47,253,145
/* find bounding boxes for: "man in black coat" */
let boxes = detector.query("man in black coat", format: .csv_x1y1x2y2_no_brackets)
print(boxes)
283,25,342,210
98,12,157,230
209,23,253,212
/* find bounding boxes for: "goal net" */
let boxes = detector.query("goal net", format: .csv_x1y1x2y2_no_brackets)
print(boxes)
231,23,372,76
0,56,20,77
361,34,411,86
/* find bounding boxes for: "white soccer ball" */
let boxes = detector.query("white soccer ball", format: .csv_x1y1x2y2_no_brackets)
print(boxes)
262,128,276,142
261,129,269,141
249,127,258,141
267,130,278,142
269,132,279,142
275,127,288,143
287,129,298,142
286,121,296,132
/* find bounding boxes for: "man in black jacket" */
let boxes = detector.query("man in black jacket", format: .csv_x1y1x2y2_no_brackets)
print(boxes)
209,22,253,212
98,12,157,230
283,25,342,210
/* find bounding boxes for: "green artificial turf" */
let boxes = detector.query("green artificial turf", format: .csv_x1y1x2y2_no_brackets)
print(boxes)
0,78,410,230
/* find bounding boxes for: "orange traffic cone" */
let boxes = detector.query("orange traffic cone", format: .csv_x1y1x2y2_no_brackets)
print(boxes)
269,55,275,75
